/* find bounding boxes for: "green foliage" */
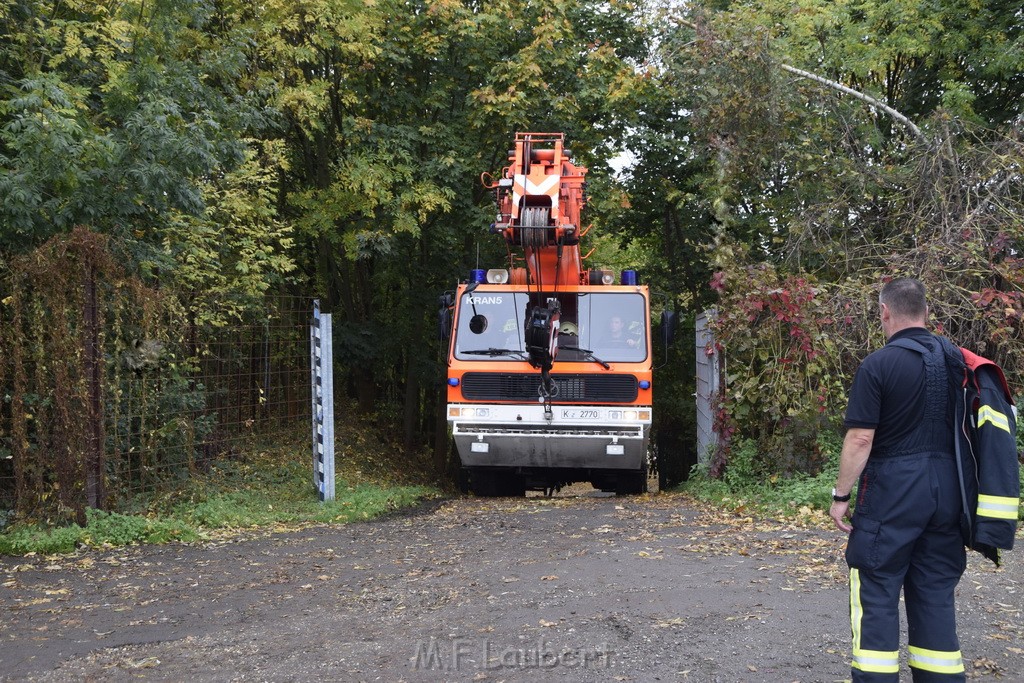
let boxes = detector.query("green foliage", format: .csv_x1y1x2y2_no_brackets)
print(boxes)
0,475,439,555
0,432,440,555
0,508,199,555
0,1,259,252
706,261,847,475
638,3,1024,481
80,509,198,546
0,523,84,555
684,431,842,515
160,139,297,324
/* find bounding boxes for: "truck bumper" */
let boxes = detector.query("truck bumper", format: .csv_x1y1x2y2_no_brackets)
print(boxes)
449,404,650,470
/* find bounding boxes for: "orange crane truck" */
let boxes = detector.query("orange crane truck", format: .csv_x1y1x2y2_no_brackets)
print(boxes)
443,133,653,496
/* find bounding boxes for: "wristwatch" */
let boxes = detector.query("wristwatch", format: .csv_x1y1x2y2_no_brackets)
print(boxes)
832,487,851,502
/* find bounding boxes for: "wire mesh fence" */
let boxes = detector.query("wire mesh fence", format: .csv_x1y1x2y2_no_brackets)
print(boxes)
0,234,312,526
104,295,313,507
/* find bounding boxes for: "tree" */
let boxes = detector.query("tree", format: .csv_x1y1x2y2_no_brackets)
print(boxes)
0,0,293,299
259,0,651,461
625,1,1024,476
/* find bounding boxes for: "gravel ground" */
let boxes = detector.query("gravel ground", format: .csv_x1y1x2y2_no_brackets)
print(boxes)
1,490,1021,682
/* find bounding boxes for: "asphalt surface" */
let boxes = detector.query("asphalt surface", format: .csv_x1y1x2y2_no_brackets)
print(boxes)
1,490,1021,682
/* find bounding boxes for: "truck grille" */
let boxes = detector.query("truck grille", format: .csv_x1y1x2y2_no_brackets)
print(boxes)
460,372,638,403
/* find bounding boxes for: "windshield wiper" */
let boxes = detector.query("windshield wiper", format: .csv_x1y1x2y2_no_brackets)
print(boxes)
559,346,611,369
461,348,527,358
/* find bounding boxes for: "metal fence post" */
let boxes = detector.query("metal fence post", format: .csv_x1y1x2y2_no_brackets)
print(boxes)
695,309,720,465
310,300,335,501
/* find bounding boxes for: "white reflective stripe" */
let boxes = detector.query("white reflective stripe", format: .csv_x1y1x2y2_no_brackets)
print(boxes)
524,174,560,197
908,646,964,674
977,405,1011,433
852,648,900,673
977,494,1020,520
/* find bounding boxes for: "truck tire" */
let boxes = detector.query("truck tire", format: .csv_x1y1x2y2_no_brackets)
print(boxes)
614,465,648,496
456,467,471,494
469,469,526,497
470,468,501,497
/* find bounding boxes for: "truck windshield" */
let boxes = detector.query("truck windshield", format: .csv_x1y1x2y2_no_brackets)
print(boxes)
454,292,529,361
453,291,647,363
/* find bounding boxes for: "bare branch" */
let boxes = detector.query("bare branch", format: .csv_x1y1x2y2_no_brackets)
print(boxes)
672,17,926,143
778,64,925,143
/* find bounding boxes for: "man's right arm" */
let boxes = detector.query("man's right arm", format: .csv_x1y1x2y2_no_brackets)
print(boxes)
830,427,874,533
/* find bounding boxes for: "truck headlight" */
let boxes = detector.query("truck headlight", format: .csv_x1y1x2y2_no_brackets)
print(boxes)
449,406,490,419
608,409,651,422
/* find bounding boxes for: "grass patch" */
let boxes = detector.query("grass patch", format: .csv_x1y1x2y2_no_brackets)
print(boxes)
0,509,199,555
681,433,841,519
0,405,442,556
683,430,1024,524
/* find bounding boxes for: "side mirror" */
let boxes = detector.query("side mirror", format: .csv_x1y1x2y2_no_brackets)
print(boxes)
660,310,678,348
438,292,454,341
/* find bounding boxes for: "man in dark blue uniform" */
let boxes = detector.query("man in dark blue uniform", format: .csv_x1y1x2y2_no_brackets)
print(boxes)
830,278,966,682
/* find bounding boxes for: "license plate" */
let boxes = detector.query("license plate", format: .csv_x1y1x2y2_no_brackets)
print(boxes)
561,409,601,420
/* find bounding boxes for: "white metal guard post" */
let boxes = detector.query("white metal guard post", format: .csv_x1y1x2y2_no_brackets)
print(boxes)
310,300,336,501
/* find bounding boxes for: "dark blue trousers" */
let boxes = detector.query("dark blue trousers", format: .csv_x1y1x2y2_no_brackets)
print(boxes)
846,453,967,682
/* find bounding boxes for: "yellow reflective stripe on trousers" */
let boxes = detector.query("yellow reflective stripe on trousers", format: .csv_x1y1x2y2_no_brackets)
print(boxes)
977,494,1020,520
850,568,863,652
849,569,899,673
852,648,900,673
908,646,964,674
977,405,1011,433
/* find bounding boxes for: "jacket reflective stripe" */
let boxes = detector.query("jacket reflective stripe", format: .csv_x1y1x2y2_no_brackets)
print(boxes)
852,648,900,673
908,645,964,674
977,405,1011,434
849,569,899,673
977,494,1020,520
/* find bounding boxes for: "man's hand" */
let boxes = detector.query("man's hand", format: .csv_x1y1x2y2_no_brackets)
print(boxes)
830,500,852,533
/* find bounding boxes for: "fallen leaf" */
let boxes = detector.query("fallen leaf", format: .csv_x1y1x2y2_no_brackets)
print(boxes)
126,657,160,669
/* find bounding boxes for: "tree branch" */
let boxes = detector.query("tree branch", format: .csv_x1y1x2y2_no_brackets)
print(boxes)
778,64,925,143
672,17,926,143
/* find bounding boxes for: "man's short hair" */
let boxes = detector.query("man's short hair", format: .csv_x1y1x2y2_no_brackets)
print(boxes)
880,278,927,319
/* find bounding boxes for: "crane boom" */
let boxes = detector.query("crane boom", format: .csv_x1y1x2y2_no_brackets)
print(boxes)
485,132,588,287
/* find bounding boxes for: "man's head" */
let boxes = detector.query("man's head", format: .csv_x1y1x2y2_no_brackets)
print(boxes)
879,277,928,337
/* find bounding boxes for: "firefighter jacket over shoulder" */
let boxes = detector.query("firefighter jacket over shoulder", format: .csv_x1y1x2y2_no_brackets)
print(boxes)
957,348,1020,564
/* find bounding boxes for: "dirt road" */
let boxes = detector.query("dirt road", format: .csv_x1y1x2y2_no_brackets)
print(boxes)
2,491,1021,682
